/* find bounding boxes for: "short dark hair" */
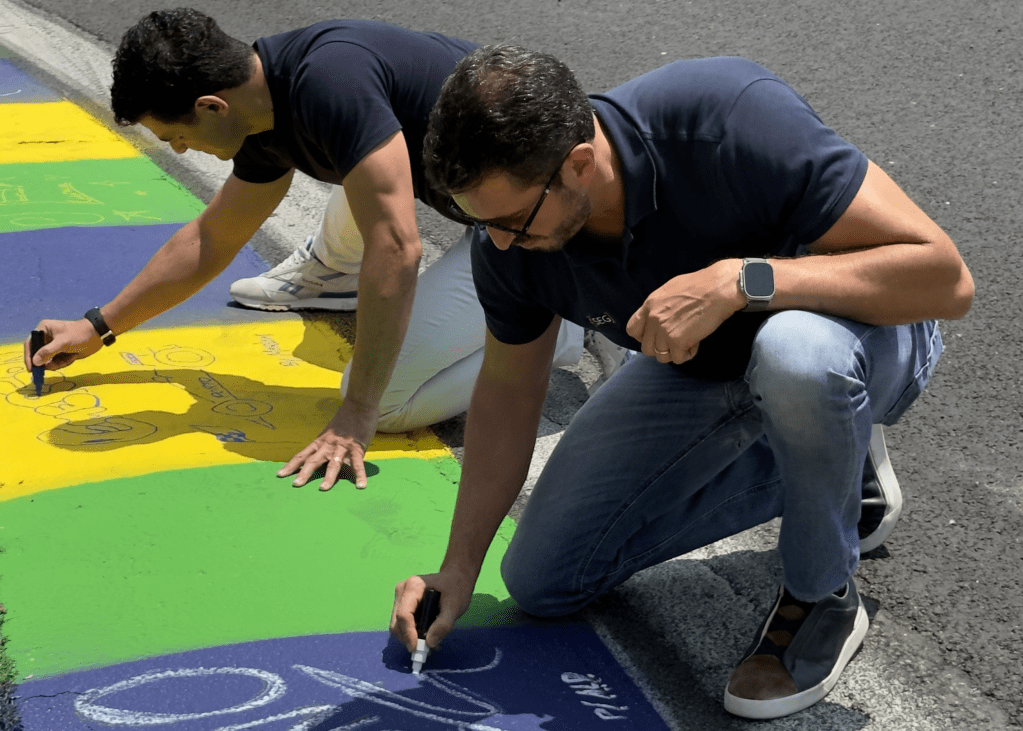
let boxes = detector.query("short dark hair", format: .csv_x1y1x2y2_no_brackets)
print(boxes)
424,45,595,193
110,8,253,125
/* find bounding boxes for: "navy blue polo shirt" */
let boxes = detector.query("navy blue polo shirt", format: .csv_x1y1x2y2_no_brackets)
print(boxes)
471,56,868,380
232,20,476,218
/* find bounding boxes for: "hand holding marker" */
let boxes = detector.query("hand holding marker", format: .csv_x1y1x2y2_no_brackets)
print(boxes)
412,589,441,674
30,330,45,396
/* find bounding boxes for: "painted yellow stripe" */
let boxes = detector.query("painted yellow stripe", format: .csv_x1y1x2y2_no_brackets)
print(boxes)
0,102,139,164
1,320,448,501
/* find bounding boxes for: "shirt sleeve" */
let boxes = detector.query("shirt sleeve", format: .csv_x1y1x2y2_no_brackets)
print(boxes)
292,41,403,182
470,228,557,345
232,134,293,184
717,77,868,255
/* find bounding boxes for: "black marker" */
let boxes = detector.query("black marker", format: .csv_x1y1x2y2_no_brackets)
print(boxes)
411,588,441,674
29,330,45,397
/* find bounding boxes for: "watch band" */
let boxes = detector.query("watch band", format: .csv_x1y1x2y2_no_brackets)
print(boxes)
739,258,775,312
84,307,116,346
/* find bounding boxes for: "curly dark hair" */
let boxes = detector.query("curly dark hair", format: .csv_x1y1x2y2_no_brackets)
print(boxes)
110,8,253,125
423,45,595,194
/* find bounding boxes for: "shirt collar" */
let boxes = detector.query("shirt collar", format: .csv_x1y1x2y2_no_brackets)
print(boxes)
562,97,658,265
591,96,658,235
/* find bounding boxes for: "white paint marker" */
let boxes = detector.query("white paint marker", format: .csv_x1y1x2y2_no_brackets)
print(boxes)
411,638,430,675
412,588,441,674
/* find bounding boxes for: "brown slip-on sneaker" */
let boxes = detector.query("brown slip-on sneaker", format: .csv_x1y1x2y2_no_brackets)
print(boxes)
724,579,868,719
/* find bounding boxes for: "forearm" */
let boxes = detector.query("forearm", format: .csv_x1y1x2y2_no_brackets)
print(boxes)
342,233,422,415
101,218,238,334
441,366,551,581
704,239,972,327
760,159,973,324
768,241,973,324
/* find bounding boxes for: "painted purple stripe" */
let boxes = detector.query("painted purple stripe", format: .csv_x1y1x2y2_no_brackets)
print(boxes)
0,224,288,341
0,60,60,103
17,624,669,730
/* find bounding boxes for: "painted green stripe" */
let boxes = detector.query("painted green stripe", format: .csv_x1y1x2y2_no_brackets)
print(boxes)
0,156,204,233
1,458,514,679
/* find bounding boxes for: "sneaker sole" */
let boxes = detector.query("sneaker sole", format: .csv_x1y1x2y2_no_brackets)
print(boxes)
231,294,358,312
860,424,903,553
723,602,869,719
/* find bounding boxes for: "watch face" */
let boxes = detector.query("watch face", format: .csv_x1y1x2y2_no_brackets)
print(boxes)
744,262,775,298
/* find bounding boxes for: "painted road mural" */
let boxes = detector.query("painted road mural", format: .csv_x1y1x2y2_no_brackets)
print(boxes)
1,49,670,730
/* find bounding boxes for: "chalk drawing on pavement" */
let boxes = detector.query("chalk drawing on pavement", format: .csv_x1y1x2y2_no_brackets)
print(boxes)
17,628,666,731
74,655,508,731
0,175,161,228
76,667,289,726
1,321,451,500
0,158,204,233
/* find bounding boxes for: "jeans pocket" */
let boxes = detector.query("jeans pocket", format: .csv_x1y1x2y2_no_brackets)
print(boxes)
881,321,944,426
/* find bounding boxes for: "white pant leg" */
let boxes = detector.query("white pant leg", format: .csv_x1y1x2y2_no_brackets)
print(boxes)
311,186,364,273
341,227,584,432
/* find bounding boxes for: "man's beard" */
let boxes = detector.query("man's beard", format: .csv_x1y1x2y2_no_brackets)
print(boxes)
512,187,591,253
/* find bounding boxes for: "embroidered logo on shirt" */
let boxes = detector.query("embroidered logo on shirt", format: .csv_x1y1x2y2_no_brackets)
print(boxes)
587,312,616,327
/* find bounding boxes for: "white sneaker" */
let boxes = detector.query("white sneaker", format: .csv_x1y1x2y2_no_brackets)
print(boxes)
230,237,359,311
585,331,634,396
858,424,903,553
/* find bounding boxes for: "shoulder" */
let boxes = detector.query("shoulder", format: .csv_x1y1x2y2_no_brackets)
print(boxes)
285,20,472,65
599,57,801,142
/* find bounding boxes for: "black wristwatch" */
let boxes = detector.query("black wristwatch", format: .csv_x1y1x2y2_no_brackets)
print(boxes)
84,307,116,346
739,258,775,312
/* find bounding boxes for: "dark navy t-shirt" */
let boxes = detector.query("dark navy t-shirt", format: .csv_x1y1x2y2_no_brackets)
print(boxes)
471,57,869,380
232,20,476,217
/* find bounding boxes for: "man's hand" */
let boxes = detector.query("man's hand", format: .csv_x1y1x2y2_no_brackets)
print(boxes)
24,319,102,372
390,570,476,652
626,259,745,364
278,399,378,490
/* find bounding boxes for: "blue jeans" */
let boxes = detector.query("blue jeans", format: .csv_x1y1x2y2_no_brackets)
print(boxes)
501,311,943,608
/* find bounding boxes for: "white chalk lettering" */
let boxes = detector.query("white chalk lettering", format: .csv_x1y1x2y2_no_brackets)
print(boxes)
75,667,287,726
65,648,626,730
211,705,342,731
561,672,628,722
296,652,506,731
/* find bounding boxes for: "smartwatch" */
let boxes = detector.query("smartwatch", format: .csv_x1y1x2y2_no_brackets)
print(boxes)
739,258,775,312
84,307,116,346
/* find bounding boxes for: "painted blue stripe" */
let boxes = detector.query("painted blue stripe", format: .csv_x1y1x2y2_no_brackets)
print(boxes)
18,625,669,730
0,224,289,341
0,59,60,103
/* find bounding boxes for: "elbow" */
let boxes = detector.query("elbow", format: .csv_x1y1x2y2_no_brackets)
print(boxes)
393,236,423,291
387,230,423,277
944,267,974,320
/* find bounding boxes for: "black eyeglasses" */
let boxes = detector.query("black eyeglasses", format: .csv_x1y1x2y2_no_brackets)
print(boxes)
448,159,565,237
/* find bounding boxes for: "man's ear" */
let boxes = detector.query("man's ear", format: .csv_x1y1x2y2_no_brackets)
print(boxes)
567,143,596,186
195,95,230,116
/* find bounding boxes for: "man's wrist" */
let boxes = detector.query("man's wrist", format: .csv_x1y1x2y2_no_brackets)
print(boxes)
83,307,116,346
335,393,380,420
439,558,482,585
721,259,748,314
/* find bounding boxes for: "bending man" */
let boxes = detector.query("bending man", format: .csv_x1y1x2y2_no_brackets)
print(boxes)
24,10,587,489
391,46,973,718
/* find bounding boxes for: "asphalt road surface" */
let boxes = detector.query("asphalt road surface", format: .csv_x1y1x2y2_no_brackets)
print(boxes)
5,0,1022,728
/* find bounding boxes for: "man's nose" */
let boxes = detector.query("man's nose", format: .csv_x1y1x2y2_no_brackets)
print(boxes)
487,227,516,250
